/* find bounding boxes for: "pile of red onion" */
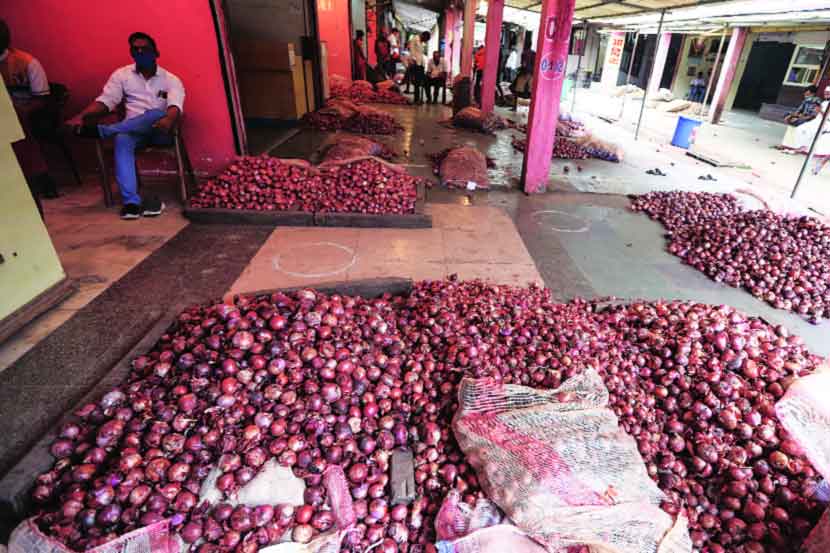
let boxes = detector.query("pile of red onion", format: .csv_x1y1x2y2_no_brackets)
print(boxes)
317,158,418,214
31,279,826,552
189,155,418,215
511,135,588,160
342,106,403,135
632,191,830,323
330,79,410,105
305,104,402,135
189,157,322,212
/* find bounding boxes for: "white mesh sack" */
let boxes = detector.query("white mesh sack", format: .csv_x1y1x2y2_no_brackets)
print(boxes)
452,370,692,553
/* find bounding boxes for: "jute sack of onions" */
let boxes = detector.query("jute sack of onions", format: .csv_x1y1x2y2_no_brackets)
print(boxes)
431,146,491,190
452,371,693,553
318,135,396,164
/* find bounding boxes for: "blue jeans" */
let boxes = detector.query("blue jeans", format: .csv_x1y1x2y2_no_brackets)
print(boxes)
98,109,172,206
690,85,705,103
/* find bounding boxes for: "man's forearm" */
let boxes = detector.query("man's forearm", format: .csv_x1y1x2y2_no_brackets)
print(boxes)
79,101,111,122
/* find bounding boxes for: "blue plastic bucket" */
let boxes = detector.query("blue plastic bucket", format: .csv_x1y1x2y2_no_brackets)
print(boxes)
671,116,702,149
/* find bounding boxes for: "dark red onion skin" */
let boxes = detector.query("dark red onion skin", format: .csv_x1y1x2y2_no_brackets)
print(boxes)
32,282,825,552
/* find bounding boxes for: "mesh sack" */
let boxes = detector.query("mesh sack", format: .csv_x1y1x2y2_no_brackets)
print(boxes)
776,363,830,553
452,371,692,553
9,518,174,553
329,74,350,98
436,490,503,541
323,465,356,529
437,146,490,190
376,80,397,91
319,135,395,163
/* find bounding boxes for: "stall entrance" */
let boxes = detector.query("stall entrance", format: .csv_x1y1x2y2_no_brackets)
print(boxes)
219,0,322,155
733,41,795,111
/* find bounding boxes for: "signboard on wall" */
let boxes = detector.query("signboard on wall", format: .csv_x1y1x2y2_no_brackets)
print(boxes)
607,34,624,66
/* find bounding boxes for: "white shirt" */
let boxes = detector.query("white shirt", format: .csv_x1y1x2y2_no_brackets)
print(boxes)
1,48,49,98
691,77,705,87
506,50,519,70
96,64,185,120
427,57,448,79
408,37,425,67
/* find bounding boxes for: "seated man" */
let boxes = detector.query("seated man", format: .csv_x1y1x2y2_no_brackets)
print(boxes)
425,50,448,104
0,18,58,202
689,72,706,103
68,31,184,219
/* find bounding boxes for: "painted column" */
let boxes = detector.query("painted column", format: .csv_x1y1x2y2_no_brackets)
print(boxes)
600,31,625,90
709,27,749,124
461,0,477,77
647,32,672,97
452,9,463,76
445,8,456,77
521,0,577,193
480,0,505,114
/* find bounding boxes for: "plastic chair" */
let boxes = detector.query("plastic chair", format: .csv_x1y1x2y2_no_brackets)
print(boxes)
94,115,195,207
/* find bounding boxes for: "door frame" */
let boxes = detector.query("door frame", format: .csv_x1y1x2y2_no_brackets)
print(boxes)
209,0,247,155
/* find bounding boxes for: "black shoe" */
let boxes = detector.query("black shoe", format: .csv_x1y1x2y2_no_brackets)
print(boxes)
74,124,100,139
141,197,166,217
121,203,141,220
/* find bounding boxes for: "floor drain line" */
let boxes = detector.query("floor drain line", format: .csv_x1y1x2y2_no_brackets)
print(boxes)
273,241,357,278
530,210,591,233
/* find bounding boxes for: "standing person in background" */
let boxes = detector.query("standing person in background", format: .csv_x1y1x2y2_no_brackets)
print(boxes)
407,31,430,104
504,45,519,83
473,44,486,104
425,50,448,104
521,47,536,73
353,30,368,81
67,31,183,220
388,29,401,74
0,18,58,206
375,31,392,79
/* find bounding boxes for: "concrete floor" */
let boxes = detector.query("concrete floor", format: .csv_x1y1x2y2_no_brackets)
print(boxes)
2,94,829,479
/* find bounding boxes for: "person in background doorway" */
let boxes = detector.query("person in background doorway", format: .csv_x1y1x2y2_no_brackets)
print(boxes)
521,47,536,73
504,45,519,83
353,30,368,81
407,31,430,104
0,18,58,207
510,65,533,112
778,85,825,154
426,50,448,104
473,44,486,104
67,31,183,220
389,29,401,71
375,31,392,79
689,71,706,103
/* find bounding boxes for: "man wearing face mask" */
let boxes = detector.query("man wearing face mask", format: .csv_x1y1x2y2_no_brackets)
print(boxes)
67,32,184,219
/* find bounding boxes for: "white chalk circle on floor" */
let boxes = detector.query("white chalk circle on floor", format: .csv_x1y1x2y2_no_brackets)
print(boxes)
273,241,357,278
530,209,591,233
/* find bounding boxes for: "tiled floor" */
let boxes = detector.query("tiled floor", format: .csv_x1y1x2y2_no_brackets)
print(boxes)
227,203,542,298
0,184,188,371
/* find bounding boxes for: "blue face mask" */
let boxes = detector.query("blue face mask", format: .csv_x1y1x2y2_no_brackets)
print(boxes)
132,50,157,70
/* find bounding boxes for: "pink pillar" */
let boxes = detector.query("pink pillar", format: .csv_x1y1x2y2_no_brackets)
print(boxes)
709,27,749,124
520,0,576,193
461,0,477,77
647,32,672,97
480,0,505,114
445,8,456,77
452,9,462,76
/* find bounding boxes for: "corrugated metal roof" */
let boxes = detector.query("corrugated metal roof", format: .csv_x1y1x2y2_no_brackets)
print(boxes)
503,0,746,20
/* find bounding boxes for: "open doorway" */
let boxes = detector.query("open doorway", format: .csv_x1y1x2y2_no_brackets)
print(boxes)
220,0,322,155
733,41,795,111
660,35,684,90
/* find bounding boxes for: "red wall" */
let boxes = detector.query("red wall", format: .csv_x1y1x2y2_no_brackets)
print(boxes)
317,0,352,82
0,0,236,175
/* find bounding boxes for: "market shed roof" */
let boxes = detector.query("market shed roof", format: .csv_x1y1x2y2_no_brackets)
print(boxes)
503,0,736,20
